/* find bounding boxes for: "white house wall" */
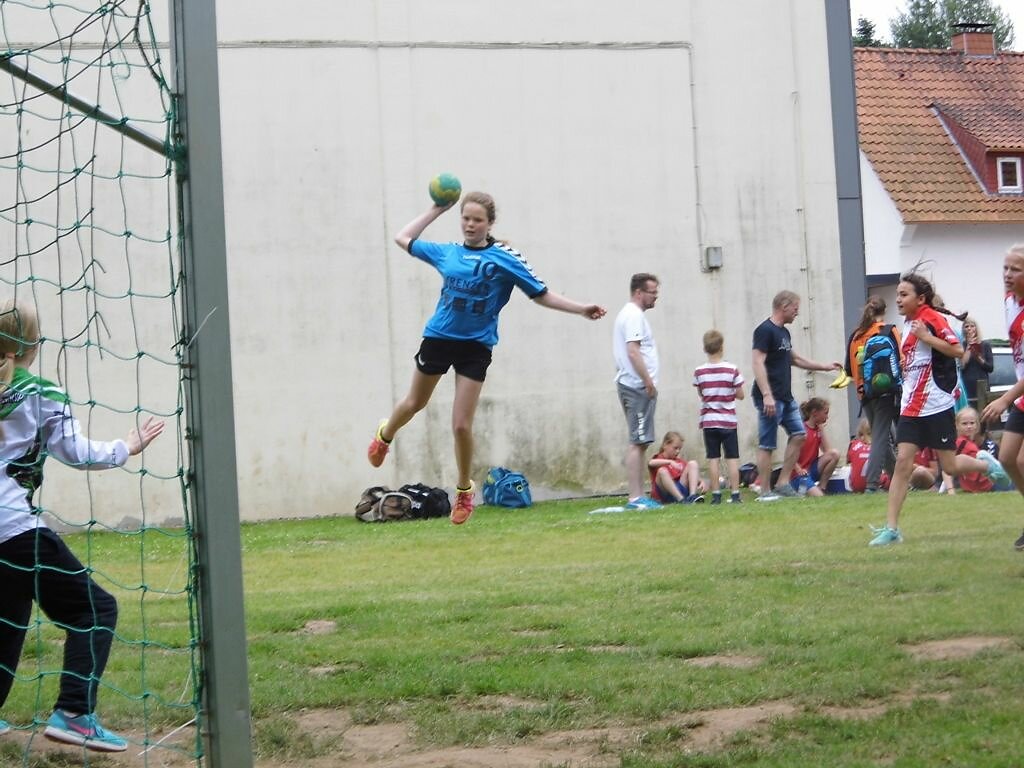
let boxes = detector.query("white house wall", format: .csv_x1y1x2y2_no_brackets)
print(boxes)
898,225,1024,340
0,1,850,524
860,153,905,278
861,152,1024,338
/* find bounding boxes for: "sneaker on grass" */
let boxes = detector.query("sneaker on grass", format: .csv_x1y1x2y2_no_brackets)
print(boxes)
626,496,662,510
1014,530,1024,551
869,525,903,547
729,492,742,504
451,482,476,525
44,711,127,753
773,483,800,498
0,719,10,737
755,492,780,502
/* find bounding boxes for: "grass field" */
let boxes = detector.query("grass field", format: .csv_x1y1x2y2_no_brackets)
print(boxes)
5,489,1024,766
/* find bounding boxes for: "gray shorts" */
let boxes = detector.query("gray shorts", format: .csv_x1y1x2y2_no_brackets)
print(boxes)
617,382,656,445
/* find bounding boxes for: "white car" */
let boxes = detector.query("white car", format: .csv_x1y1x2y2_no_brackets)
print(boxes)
987,342,1014,423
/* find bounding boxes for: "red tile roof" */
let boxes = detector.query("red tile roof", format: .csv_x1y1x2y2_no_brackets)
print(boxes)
854,47,1024,223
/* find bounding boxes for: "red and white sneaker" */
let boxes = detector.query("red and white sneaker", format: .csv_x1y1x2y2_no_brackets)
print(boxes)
367,420,391,467
451,482,475,525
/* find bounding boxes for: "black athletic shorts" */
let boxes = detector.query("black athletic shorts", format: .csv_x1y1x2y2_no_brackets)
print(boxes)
895,408,956,450
1005,404,1024,435
415,337,493,382
703,428,740,460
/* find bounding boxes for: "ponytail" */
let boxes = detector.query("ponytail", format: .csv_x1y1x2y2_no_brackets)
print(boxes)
934,305,968,323
855,296,886,336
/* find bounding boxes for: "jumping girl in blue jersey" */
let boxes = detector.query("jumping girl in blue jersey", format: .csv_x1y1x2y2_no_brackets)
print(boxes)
368,191,606,524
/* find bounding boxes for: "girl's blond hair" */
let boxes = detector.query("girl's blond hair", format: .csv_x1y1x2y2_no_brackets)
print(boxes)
856,417,870,442
659,431,683,451
0,299,39,392
955,406,979,427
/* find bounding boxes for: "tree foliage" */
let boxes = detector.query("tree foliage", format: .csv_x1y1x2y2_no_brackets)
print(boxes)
853,16,886,47
891,0,1015,50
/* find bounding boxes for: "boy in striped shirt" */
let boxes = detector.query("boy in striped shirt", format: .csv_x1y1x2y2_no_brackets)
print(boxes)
693,330,746,504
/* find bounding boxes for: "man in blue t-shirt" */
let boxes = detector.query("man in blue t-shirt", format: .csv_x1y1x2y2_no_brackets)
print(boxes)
751,290,841,501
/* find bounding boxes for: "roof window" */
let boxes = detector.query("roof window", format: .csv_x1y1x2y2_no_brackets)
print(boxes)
997,157,1022,194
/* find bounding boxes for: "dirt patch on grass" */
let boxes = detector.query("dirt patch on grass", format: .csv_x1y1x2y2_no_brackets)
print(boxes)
819,702,890,720
250,700,803,766
672,702,798,750
903,636,1015,660
297,619,337,635
684,654,762,669
821,690,952,721
269,703,799,767
584,644,636,654
468,694,547,712
310,662,361,677
0,689,959,767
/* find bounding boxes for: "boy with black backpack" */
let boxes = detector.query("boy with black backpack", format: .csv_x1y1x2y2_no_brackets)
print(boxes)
845,297,902,494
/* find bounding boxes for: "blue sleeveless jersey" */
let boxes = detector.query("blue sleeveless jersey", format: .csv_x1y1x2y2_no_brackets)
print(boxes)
409,239,548,348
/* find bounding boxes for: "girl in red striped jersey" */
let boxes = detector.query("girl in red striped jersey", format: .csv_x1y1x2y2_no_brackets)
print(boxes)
982,244,1024,550
870,272,996,546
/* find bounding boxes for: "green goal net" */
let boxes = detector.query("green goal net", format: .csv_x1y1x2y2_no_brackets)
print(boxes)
0,0,202,764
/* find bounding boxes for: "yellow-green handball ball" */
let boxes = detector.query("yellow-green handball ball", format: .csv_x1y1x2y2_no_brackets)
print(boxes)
429,173,462,206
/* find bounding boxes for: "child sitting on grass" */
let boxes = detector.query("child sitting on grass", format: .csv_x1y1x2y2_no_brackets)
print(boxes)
847,418,889,493
649,431,706,504
789,398,839,497
954,407,1010,493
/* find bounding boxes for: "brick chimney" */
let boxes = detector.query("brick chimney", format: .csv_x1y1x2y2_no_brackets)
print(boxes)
950,22,996,56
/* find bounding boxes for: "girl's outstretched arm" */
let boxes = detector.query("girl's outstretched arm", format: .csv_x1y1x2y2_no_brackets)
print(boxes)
982,378,1024,423
394,203,455,251
126,415,164,456
532,290,606,320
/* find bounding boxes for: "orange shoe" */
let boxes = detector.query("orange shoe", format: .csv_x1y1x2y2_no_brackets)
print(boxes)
367,420,391,467
451,482,475,525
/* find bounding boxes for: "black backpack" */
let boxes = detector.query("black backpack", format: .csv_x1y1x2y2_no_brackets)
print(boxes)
397,483,451,519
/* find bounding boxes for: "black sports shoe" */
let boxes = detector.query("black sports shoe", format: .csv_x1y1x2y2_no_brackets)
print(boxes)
1015,530,1024,551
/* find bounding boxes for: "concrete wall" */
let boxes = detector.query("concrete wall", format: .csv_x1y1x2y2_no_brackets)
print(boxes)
0,1,851,524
